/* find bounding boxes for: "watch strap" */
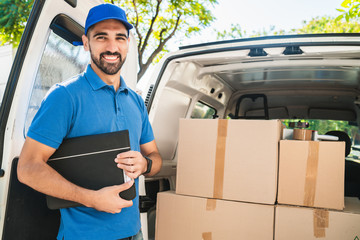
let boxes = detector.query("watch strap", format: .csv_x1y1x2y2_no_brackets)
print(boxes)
143,155,152,174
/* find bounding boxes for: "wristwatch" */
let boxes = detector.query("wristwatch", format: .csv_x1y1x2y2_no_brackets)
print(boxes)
143,155,153,174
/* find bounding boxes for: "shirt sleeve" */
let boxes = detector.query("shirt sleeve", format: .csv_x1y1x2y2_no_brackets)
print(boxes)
27,84,74,149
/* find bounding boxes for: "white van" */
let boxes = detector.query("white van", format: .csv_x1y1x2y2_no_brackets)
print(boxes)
1,0,360,239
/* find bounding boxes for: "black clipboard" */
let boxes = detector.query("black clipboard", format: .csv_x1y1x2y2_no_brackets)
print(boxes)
46,130,136,209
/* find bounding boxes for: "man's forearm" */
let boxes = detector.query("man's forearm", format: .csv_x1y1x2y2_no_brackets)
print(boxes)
17,160,94,207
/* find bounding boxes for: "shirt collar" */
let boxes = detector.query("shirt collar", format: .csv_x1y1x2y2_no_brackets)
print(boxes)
84,64,129,94
119,76,129,94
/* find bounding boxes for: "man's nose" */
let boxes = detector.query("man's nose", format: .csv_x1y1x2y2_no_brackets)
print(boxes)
105,39,119,52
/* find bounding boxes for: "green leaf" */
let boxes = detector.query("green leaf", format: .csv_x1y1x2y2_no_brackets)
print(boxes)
341,0,351,8
335,15,344,21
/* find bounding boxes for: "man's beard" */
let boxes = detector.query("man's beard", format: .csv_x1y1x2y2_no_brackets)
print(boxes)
90,48,126,75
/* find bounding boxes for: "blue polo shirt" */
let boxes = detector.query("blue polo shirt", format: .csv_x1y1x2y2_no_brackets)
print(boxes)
27,65,154,240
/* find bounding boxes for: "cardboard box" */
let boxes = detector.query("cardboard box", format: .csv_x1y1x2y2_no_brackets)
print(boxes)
176,119,282,204
156,191,275,240
275,197,360,240
278,140,345,210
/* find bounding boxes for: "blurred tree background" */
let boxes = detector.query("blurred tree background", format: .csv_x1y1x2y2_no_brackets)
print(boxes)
105,0,217,79
294,16,360,34
216,0,360,39
0,0,218,80
336,0,360,21
1,0,360,75
0,0,33,45
282,119,359,146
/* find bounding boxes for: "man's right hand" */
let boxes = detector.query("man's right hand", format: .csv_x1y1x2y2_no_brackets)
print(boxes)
87,180,134,213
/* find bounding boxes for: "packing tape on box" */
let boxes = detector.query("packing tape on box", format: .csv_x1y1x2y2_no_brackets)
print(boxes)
202,200,216,240
313,209,329,238
304,141,320,207
202,232,212,240
293,128,313,140
206,199,217,211
213,119,228,199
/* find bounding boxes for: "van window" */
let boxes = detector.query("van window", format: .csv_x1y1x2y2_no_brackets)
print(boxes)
0,45,13,103
24,30,89,135
190,101,217,119
282,119,360,162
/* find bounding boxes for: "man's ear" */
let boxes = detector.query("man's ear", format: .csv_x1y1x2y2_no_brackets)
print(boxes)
82,34,89,51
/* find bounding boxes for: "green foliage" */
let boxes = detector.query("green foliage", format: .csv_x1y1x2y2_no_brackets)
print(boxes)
0,0,34,46
216,24,247,39
336,0,360,21
291,16,360,34
216,1,360,40
282,119,359,146
217,23,298,40
106,0,218,79
216,24,287,40
282,119,356,134
292,0,360,35
216,14,360,41
190,102,216,119
0,0,217,79
2,0,360,78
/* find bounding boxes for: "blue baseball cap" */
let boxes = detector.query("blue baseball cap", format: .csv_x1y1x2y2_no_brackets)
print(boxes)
85,4,133,35
73,4,133,45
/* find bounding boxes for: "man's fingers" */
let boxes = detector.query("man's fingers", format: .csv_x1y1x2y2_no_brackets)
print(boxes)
115,179,134,193
115,156,133,165
117,150,138,159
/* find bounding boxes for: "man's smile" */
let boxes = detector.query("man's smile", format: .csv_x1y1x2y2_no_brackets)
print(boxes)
102,54,119,62
91,50,125,75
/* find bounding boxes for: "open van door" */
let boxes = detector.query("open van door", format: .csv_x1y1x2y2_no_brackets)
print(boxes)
0,0,138,239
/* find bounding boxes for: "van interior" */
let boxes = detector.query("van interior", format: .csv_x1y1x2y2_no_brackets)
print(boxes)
141,35,360,238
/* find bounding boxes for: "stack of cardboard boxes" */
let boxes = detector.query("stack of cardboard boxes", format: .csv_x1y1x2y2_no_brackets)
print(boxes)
156,119,360,239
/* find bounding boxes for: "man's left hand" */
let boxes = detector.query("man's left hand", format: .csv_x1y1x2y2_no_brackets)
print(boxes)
115,151,147,179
